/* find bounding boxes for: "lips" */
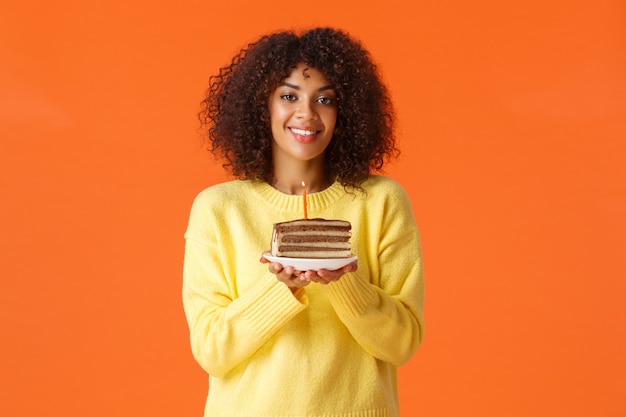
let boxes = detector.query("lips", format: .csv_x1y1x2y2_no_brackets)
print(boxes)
290,127,318,136
289,127,321,142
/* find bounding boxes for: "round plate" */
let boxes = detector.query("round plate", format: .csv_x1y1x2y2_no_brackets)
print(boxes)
262,252,357,271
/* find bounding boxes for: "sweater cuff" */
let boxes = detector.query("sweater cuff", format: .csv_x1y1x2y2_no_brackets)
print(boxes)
238,273,308,340
325,272,378,317
291,287,307,302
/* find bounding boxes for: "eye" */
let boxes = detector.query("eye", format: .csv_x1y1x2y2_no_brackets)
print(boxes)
317,96,334,105
280,94,297,101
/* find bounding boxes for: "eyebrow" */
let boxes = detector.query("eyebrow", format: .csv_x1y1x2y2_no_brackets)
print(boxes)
280,82,335,92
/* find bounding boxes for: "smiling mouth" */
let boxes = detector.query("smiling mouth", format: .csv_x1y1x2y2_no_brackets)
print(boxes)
289,127,320,136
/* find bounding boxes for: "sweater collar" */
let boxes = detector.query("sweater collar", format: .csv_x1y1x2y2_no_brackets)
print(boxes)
250,180,346,214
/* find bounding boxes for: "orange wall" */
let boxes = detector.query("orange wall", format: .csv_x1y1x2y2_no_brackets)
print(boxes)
1,1,624,416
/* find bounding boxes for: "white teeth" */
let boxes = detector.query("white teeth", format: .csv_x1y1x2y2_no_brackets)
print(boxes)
291,128,317,136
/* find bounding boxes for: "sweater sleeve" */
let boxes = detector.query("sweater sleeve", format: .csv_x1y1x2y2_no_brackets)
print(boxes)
324,184,425,366
182,193,308,378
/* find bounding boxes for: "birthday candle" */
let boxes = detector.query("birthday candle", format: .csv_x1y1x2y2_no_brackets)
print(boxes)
302,181,308,219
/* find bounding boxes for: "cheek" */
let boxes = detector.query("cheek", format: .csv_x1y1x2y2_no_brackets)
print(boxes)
324,109,338,131
269,103,287,125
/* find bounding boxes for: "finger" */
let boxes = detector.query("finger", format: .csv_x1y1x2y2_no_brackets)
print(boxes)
297,272,311,284
304,270,326,284
317,268,339,278
311,274,332,285
284,274,308,288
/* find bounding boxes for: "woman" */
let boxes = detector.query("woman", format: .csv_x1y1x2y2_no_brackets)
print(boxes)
183,27,424,417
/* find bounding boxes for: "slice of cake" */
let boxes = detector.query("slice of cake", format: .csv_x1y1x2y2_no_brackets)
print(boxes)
271,218,352,258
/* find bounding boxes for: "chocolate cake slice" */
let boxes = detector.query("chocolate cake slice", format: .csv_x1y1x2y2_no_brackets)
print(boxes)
270,218,352,258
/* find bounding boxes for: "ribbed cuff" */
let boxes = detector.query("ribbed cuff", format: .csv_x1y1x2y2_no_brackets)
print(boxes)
291,287,308,302
238,273,308,340
325,272,378,317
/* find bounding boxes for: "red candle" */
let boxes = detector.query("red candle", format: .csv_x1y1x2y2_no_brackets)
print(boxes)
302,181,308,219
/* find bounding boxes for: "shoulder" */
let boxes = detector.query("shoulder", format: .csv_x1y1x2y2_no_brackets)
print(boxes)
185,180,258,238
362,175,410,200
194,179,249,198
190,179,252,208
186,180,261,226
360,176,416,221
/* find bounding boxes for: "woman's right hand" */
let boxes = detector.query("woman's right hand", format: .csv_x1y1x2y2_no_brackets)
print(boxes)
260,257,311,289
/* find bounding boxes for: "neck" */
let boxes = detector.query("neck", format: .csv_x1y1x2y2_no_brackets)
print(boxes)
270,159,331,195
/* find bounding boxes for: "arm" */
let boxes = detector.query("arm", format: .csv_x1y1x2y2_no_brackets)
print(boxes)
182,199,308,377
323,187,425,366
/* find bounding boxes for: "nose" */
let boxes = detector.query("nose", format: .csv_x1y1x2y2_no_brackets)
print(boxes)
296,101,318,121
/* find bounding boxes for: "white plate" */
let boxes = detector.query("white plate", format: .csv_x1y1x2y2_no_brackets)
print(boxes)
262,252,357,271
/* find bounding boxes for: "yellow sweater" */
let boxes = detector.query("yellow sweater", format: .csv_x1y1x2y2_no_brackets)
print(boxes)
183,176,424,417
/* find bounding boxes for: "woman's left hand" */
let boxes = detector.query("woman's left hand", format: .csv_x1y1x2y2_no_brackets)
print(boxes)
298,261,358,285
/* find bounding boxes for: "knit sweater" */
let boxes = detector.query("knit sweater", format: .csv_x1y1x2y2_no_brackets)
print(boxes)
182,176,424,417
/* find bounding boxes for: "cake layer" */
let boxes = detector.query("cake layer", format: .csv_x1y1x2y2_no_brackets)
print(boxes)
270,218,352,259
274,249,353,259
278,242,350,250
281,235,349,243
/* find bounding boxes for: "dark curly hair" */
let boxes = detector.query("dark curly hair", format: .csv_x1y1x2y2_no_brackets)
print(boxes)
199,27,398,189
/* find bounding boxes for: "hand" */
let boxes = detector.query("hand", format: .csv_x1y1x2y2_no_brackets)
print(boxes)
260,257,357,287
302,261,358,285
260,256,310,289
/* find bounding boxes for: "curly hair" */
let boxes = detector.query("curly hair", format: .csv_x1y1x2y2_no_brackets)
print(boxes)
199,27,398,189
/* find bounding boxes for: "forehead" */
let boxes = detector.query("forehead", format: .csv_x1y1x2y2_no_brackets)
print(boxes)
282,63,332,86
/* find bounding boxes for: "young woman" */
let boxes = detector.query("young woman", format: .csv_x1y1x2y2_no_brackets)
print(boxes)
183,27,424,417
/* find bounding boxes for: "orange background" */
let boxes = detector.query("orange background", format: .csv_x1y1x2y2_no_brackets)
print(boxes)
1,0,625,416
